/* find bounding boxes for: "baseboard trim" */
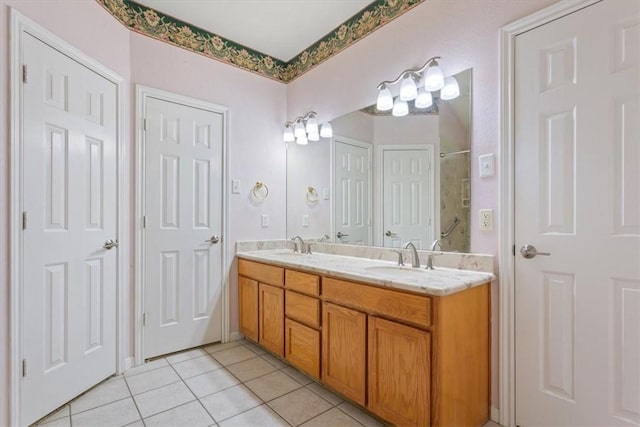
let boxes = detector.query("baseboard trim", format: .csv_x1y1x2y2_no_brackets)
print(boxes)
228,331,244,342
491,406,500,424
122,357,134,371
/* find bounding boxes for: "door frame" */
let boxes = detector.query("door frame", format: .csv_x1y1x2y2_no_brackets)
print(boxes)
377,144,435,248
134,85,230,365
498,1,602,424
330,135,373,245
9,10,126,426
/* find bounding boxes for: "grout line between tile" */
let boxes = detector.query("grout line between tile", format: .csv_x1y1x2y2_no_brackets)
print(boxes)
122,373,145,426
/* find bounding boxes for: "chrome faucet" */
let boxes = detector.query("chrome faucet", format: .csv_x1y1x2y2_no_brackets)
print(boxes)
319,234,330,243
403,242,421,268
426,239,442,270
291,235,305,253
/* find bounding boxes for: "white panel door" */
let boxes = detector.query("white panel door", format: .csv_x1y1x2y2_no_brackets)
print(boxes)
21,33,118,425
515,1,640,425
333,138,372,245
381,148,433,249
144,96,223,359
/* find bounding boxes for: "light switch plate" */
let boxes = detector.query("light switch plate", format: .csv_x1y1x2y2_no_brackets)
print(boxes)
302,214,309,227
479,154,495,178
323,188,330,200
261,214,269,228
231,179,241,194
479,209,493,231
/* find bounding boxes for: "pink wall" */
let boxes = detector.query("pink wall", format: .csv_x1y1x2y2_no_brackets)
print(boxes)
286,0,557,255
285,0,557,410
0,0,560,424
0,2,286,425
129,31,288,341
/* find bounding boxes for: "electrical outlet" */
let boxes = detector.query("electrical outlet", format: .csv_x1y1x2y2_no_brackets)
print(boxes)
261,214,269,228
479,209,493,231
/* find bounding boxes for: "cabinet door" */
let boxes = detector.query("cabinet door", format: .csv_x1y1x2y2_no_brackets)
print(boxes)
322,302,367,405
368,316,431,427
259,283,284,356
239,276,259,341
285,318,320,379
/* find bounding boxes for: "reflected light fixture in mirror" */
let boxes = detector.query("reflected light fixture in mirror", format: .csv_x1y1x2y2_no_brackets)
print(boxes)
375,56,459,117
283,111,333,145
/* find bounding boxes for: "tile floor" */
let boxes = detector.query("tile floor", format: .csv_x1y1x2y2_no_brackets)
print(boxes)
35,339,502,427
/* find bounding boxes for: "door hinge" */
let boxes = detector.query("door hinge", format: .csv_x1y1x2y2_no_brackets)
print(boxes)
512,244,516,256
22,212,27,230
22,65,27,84
22,359,26,377
142,313,146,326
142,216,146,228
143,118,147,131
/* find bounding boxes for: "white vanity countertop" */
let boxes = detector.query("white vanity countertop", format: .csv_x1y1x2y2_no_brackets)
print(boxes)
236,249,495,296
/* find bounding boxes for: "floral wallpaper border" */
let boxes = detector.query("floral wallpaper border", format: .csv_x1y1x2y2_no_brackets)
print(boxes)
97,0,425,83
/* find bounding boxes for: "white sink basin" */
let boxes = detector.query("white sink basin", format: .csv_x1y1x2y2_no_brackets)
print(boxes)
364,265,431,275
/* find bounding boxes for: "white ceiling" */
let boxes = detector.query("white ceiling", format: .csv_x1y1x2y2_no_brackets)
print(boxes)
135,0,372,61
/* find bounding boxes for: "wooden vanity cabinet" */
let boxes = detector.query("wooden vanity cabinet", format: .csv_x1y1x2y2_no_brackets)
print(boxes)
238,276,259,341
368,316,430,427
238,260,285,356
284,269,322,379
321,302,367,406
237,257,490,427
258,283,284,356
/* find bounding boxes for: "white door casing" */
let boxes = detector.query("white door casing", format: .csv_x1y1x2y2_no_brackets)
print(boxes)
19,32,119,425
514,1,640,425
141,93,226,359
332,137,372,245
380,146,434,249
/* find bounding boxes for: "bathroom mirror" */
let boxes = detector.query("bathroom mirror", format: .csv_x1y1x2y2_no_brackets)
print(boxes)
286,69,471,251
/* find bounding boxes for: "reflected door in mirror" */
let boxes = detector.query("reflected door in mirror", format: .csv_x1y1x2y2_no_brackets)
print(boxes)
382,146,434,249
334,138,372,245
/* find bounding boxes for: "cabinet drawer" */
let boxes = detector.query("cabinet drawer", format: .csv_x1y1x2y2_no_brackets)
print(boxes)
323,277,432,328
285,269,320,295
285,319,320,379
285,290,320,328
239,259,284,287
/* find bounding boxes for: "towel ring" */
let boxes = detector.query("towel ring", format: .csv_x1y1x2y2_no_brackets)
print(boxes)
306,186,319,204
252,181,269,201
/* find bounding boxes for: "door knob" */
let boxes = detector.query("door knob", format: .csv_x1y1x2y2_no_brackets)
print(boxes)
385,230,398,237
520,244,551,259
336,232,349,238
103,239,119,250
205,235,220,244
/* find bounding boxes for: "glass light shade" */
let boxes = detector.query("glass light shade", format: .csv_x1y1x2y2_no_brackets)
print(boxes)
283,126,295,142
376,86,393,111
305,116,319,134
440,76,460,100
308,132,320,142
294,120,306,138
320,122,333,138
392,98,409,117
399,75,418,101
414,88,433,109
424,64,445,91
296,134,308,145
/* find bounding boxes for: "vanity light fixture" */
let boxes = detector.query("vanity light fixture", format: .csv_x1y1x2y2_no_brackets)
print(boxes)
375,56,459,116
283,111,333,145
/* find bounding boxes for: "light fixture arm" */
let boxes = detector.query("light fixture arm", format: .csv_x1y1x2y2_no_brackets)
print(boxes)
376,56,441,89
283,111,317,127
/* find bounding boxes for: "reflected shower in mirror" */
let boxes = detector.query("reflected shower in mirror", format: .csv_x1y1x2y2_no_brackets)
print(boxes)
286,69,471,252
